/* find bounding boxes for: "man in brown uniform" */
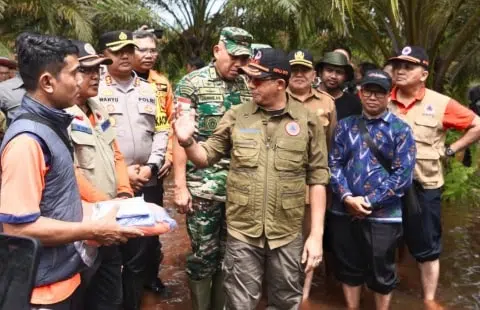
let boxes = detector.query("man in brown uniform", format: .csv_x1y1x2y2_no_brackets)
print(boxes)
174,48,329,310
388,46,480,308
287,49,336,147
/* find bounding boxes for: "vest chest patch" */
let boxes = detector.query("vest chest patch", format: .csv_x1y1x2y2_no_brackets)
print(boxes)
238,128,261,134
285,121,300,136
71,123,92,134
423,103,435,116
101,119,111,132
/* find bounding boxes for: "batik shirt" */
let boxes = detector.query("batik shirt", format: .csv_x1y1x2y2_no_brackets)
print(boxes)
328,110,416,222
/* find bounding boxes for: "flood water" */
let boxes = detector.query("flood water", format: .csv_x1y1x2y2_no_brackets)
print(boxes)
142,200,480,309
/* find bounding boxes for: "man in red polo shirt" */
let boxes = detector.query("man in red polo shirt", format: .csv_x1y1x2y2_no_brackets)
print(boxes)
388,46,480,308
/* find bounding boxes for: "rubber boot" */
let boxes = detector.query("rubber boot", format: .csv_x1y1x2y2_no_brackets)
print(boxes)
210,270,226,310
188,277,212,310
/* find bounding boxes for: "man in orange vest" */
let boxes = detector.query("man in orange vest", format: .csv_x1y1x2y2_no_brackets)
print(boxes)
388,46,480,308
132,29,174,295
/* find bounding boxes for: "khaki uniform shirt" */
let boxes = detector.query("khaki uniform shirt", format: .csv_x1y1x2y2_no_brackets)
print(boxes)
95,72,169,184
287,87,337,149
0,75,26,124
66,99,118,199
200,95,329,249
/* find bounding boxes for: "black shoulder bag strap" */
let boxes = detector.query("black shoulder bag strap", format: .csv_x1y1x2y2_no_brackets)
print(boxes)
358,117,421,215
14,113,74,160
358,118,391,172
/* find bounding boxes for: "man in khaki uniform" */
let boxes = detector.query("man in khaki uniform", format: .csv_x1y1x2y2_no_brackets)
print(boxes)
388,46,480,308
95,30,169,310
287,49,336,148
66,40,134,309
174,48,329,310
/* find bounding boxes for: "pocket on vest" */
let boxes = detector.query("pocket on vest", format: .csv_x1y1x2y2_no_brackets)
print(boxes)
413,118,438,145
232,140,260,168
275,177,305,233
71,132,96,169
275,139,306,171
226,172,253,226
415,151,440,183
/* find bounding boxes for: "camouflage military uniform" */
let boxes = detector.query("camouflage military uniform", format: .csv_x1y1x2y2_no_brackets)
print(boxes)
175,61,251,280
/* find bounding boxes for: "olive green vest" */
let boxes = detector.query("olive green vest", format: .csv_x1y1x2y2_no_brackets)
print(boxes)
226,99,311,240
66,99,117,198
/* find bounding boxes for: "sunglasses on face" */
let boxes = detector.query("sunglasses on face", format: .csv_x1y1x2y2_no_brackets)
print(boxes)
79,66,100,75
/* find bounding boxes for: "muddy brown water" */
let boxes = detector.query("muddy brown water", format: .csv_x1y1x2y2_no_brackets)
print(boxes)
142,181,480,309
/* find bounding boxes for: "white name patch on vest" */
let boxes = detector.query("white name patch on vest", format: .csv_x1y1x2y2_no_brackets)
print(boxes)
285,121,300,136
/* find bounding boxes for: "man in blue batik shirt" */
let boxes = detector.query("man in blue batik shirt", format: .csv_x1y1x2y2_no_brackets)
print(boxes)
328,69,416,310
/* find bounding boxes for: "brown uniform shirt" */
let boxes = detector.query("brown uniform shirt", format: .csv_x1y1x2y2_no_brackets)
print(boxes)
287,87,337,149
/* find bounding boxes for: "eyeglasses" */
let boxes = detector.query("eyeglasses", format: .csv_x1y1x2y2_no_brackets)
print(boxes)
361,89,387,99
135,47,158,55
78,66,100,75
0,71,10,76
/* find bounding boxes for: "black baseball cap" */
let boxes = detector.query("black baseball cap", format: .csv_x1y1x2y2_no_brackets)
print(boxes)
71,40,112,67
389,46,429,68
98,30,137,52
240,48,290,81
288,49,314,69
360,69,392,92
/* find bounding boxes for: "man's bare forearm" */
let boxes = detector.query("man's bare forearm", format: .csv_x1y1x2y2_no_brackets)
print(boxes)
3,217,97,247
180,139,209,168
173,137,188,187
309,184,327,238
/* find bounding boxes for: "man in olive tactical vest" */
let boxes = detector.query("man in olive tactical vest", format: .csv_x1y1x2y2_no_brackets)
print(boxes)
174,48,329,310
173,27,253,310
388,46,480,308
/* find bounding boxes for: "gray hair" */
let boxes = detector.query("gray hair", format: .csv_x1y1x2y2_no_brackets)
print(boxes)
132,30,157,41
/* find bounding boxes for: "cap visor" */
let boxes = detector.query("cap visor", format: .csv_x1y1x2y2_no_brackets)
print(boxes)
239,63,271,78
80,56,113,67
108,41,138,52
289,60,313,68
388,55,423,66
360,81,390,92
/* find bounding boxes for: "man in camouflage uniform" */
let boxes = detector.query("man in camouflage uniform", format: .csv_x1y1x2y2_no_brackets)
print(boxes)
173,27,253,310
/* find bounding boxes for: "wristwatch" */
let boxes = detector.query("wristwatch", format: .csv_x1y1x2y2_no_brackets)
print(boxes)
445,146,455,157
179,137,195,148
147,163,159,176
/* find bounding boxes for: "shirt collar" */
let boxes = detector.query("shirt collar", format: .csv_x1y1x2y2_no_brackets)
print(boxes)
390,85,426,107
286,87,317,102
362,109,392,123
105,71,138,90
251,93,298,119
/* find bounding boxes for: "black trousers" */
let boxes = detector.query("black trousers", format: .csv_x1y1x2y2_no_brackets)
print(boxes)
121,182,164,310
329,214,402,294
82,246,123,310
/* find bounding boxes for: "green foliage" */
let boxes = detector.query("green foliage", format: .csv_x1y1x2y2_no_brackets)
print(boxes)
0,0,158,50
443,156,480,207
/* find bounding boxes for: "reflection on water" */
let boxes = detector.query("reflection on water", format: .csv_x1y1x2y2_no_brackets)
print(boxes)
143,202,480,309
